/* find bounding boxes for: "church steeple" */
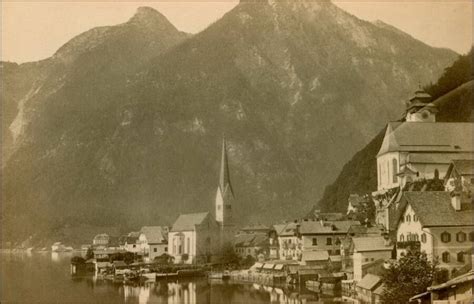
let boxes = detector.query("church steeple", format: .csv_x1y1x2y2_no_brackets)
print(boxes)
219,137,234,197
215,136,235,227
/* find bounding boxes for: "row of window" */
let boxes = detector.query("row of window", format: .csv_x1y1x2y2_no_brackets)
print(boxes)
399,231,474,243
440,231,474,243
378,158,398,186
311,237,341,246
401,214,419,223
441,251,467,263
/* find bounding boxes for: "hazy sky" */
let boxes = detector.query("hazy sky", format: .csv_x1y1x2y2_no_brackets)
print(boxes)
1,0,472,63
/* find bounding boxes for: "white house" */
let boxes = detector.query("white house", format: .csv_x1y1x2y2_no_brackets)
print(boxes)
350,236,393,282
138,226,168,261
168,212,220,264
395,191,474,275
275,222,301,261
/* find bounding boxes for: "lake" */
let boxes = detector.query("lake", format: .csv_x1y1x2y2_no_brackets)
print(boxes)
1,252,340,303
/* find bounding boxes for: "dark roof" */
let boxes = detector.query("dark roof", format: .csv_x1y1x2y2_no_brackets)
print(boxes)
278,222,298,237
219,138,234,197
234,233,269,247
171,212,210,232
378,122,474,156
357,274,382,290
400,192,474,227
140,226,167,244
428,270,474,291
241,224,270,232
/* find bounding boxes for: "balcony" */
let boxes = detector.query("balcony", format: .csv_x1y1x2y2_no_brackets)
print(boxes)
397,241,421,250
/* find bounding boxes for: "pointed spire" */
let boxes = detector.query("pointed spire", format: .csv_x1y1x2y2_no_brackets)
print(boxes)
219,136,234,197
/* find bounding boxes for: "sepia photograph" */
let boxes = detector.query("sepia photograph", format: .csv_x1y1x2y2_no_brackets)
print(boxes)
1,0,473,303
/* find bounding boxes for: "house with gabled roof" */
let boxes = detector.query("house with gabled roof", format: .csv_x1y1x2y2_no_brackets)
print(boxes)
444,159,474,194
138,226,169,261
395,191,474,275
168,212,220,264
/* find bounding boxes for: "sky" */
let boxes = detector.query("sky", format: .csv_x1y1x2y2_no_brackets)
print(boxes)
1,0,472,63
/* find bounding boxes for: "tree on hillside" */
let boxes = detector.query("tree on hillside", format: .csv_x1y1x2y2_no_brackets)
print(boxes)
381,251,439,304
425,48,473,99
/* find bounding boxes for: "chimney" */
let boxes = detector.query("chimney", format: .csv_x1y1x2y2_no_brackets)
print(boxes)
451,192,462,211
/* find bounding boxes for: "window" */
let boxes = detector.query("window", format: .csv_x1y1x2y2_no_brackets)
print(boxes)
421,233,427,243
392,159,398,183
441,232,451,243
178,245,182,254
312,238,317,246
442,252,450,263
406,215,411,222
399,234,405,242
165,247,168,252
153,248,157,252
327,238,332,245
335,249,341,255
470,232,474,242
335,238,341,245
133,244,136,248
365,258,369,262
413,215,418,222
457,252,465,263
413,234,419,242
456,232,466,243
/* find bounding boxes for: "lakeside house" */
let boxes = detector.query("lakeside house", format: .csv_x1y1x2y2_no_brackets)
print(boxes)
356,273,384,304
168,212,220,264
410,270,474,304
234,232,270,260
138,226,169,261
395,191,474,275
275,222,301,261
349,236,393,281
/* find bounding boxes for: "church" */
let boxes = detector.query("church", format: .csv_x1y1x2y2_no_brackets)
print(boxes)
168,138,236,264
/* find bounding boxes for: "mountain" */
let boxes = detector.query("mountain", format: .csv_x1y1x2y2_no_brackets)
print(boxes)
1,2,457,244
316,50,473,213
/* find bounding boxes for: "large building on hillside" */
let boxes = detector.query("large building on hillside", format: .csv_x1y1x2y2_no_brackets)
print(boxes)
373,88,474,232
168,138,236,264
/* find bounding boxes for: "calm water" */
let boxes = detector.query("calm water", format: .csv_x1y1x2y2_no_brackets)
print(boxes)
1,252,339,304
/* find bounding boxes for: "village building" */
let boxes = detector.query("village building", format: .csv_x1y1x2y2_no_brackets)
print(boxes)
168,212,220,264
301,250,329,268
168,138,237,264
444,159,474,193
234,232,270,260
348,236,393,282
92,233,110,250
138,226,168,261
355,273,384,304
120,232,141,253
409,270,474,304
372,88,474,233
237,224,271,235
299,220,358,262
395,191,474,275
275,222,301,261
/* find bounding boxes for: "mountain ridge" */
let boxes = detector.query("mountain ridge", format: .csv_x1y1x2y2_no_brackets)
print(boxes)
1,2,458,244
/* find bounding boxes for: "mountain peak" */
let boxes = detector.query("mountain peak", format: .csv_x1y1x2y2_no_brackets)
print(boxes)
128,6,177,31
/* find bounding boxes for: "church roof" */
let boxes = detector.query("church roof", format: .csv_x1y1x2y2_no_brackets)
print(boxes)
399,192,474,227
219,137,234,197
377,122,474,156
171,212,210,232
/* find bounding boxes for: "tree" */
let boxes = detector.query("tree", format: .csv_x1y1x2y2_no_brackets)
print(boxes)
85,247,94,260
381,251,438,304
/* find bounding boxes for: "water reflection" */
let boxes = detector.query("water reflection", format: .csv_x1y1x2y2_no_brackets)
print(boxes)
1,252,340,304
